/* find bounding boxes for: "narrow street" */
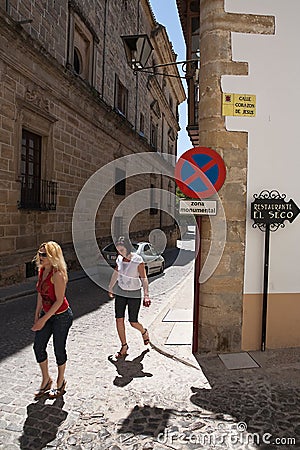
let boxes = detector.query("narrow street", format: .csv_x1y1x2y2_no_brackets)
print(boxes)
0,237,204,450
1,234,300,450
0,234,195,363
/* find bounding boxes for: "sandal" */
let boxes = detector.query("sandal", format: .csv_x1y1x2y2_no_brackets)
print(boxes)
142,329,150,345
48,380,67,399
116,343,129,359
34,378,52,399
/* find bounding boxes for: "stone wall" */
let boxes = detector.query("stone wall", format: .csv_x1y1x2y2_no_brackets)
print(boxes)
0,1,185,286
197,0,275,352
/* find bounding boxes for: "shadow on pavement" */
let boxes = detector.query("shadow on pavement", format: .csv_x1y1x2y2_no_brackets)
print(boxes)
0,277,110,362
191,351,300,449
0,245,192,362
118,404,171,438
164,247,195,268
19,396,67,450
108,349,152,387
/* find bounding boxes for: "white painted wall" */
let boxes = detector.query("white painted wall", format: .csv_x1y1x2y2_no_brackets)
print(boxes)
223,0,300,294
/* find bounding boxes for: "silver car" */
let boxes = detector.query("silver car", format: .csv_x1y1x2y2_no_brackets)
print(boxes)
101,241,165,275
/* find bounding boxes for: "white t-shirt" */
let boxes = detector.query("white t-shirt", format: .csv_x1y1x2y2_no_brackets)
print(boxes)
117,253,143,291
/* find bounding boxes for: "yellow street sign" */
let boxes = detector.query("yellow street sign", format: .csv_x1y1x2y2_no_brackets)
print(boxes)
222,93,256,117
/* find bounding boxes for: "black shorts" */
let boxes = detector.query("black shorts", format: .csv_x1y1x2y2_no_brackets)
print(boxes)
115,287,142,322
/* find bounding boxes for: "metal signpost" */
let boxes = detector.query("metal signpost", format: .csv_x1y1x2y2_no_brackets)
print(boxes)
175,147,226,354
251,190,300,351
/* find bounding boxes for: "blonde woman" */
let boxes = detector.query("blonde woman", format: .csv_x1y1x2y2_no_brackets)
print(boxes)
32,241,73,399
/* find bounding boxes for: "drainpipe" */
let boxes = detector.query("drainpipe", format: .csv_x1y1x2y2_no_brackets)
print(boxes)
134,0,141,131
159,173,163,229
192,216,201,354
101,0,108,99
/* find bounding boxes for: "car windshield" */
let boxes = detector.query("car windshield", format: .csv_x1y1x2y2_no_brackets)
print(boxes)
104,243,116,252
103,242,139,253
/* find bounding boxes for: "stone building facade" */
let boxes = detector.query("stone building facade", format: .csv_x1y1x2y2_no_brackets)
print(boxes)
0,0,185,286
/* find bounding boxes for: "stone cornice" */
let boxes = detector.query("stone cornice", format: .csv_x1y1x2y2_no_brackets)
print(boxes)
200,12,275,36
142,0,157,28
176,0,187,42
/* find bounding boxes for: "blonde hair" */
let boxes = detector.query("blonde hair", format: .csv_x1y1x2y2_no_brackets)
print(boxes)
35,241,68,282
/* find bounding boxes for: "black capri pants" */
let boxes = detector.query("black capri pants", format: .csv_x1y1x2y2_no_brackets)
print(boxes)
115,287,142,322
33,307,73,366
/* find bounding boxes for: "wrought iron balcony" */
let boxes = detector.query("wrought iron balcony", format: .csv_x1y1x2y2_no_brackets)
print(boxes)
18,176,57,211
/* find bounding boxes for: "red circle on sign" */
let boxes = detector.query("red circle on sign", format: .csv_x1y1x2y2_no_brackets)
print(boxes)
175,147,226,199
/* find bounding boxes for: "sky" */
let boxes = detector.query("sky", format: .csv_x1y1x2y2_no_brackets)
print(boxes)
149,0,193,157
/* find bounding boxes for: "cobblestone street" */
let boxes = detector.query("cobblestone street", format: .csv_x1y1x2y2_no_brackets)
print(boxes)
1,0,300,448
1,267,300,450
0,273,207,450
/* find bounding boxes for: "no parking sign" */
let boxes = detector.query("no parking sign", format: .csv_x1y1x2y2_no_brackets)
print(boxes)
175,147,226,199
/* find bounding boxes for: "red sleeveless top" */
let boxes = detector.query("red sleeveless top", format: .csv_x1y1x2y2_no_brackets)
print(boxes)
36,268,69,314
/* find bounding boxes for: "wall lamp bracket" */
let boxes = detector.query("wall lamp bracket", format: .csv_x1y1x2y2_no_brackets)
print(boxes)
122,34,199,79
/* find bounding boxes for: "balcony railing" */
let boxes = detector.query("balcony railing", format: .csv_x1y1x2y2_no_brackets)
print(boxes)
18,176,57,211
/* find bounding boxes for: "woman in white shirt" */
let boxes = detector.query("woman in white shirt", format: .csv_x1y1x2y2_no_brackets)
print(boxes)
108,237,151,358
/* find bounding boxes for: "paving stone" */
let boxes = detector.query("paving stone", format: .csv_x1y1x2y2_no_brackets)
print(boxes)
1,272,300,450
5,422,23,433
67,434,77,445
1,445,20,450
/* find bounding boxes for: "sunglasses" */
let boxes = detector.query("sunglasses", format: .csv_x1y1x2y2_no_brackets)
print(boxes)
38,252,48,258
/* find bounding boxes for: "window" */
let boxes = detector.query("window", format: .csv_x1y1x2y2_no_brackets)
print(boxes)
115,168,126,196
162,69,167,90
150,183,158,215
73,46,83,75
139,113,145,136
190,1,200,12
143,244,152,255
115,76,128,117
105,243,117,253
168,140,174,156
73,20,93,80
143,244,158,257
150,100,161,119
20,130,41,208
150,120,158,150
186,0,200,146
19,129,57,210
168,127,175,156
67,9,96,85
